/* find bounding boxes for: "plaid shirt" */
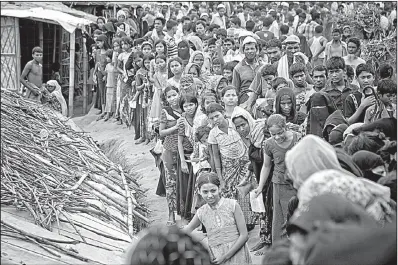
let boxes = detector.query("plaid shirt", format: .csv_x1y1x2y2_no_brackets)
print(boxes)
304,21,319,40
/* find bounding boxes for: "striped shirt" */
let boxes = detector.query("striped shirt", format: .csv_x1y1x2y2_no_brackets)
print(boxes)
164,33,178,59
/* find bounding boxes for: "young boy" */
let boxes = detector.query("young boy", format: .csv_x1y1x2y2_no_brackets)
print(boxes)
344,63,377,124
289,62,316,113
104,50,116,121
364,79,397,123
223,61,238,85
20,46,43,102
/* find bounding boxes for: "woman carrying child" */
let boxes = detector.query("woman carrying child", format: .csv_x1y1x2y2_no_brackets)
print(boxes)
159,86,182,226
184,172,252,265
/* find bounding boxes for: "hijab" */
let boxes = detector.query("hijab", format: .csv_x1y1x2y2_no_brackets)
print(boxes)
183,62,201,77
306,92,336,137
177,40,191,64
231,106,255,131
209,75,227,99
328,124,348,145
188,51,210,73
46,80,67,116
187,35,203,51
353,150,385,182
275,87,298,124
322,110,348,141
286,135,350,189
297,169,394,224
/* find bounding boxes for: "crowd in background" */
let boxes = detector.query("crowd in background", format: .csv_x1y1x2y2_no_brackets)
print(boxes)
80,2,397,265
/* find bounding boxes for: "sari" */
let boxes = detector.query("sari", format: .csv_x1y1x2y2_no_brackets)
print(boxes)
46,80,67,116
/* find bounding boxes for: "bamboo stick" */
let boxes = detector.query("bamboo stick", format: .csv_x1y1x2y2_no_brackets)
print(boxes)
68,30,76,117
38,22,43,49
119,165,134,238
52,25,57,63
82,32,88,114
15,18,21,89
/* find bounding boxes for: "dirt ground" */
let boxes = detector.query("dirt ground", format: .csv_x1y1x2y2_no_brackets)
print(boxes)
72,107,264,264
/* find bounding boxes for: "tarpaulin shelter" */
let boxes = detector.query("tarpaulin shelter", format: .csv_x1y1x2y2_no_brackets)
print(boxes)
1,1,97,116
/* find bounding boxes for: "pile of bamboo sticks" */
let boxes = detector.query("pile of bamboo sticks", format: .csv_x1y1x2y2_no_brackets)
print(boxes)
1,89,149,245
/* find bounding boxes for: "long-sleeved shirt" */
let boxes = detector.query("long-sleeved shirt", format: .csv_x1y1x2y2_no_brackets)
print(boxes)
304,21,319,40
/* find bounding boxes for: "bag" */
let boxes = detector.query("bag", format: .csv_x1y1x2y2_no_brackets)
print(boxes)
250,190,265,213
153,139,164,155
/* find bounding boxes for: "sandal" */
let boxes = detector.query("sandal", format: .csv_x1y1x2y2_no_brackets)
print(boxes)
250,241,267,252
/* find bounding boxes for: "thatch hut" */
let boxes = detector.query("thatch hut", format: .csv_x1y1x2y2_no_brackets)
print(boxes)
1,2,97,116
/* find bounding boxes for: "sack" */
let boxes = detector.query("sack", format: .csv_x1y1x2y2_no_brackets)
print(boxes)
250,190,265,213
153,139,164,155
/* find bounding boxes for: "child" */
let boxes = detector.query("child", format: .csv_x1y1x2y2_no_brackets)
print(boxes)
104,49,117,121
191,125,212,175
184,172,252,265
20,46,44,102
223,61,238,85
364,79,397,123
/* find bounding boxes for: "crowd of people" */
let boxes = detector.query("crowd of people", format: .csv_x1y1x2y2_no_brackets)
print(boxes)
21,1,397,265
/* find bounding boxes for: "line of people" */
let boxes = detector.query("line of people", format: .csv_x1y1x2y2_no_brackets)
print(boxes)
84,2,397,265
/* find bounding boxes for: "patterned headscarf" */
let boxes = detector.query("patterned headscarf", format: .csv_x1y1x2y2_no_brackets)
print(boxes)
125,225,211,265
296,169,394,224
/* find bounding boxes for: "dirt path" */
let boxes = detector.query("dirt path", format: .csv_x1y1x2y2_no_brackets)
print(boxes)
72,108,168,226
72,108,263,264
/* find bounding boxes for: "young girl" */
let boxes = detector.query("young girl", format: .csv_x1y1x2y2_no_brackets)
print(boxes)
149,40,168,83
167,57,184,89
184,172,252,265
206,103,255,228
94,34,109,118
159,86,182,226
104,49,117,121
254,114,300,244
221,85,239,119
150,54,168,124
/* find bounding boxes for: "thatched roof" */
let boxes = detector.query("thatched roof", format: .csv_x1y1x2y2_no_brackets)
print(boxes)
64,1,144,8
1,1,97,22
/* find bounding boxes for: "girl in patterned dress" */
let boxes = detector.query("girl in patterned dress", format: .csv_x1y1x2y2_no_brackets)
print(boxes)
184,172,252,265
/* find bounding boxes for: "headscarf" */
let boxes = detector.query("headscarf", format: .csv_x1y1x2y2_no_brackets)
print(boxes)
322,110,348,141
187,35,203,51
250,118,268,148
297,169,394,224
287,193,378,235
177,40,191,64
275,87,298,124
179,74,197,96
335,148,364,178
188,51,210,73
209,75,226,99
343,122,364,145
183,62,201,77
353,150,385,182
329,124,348,145
286,135,350,189
117,10,127,20
306,92,336,137
46,80,67,116
231,106,255,132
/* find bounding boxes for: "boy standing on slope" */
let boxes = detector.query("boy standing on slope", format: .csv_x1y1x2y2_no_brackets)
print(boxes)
20,46,44,102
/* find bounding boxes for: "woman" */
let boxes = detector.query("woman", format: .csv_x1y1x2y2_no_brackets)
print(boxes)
94,35,110,117
231,108,273,250
306,92,336,137
116,10,131,37
159,86,182,225
150,54,168,122
184,172,252,265
149,39,168,82
183,62,201,78
96,17,106,31
275,87,307,132
167,57,184,89
254,114,300,244
206,103,255,228
353,150,387,182
177,40,192,66
177,95,200,223
45,80,68,116
188,51,211,75
211,75,228,101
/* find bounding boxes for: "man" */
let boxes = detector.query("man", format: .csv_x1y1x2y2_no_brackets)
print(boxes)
252,11,263,31
20,46,43,102
268,10,280,38
308,25,327,67
321,56,356,112
289,62,316,113
342,37,366,82
279,24,290,42
344,63,377,124
230,16,242,29
232,36,264,105
255,16,275,42
324,29,348,64
210,4,227,29
164,20,178,58
222,38,237,63
266,39,283,65
304,12,321,40
144,17,166,43
246,20,256,33
134,5,149,37
238,3,253,28
295,12,307,34
312,65,328,91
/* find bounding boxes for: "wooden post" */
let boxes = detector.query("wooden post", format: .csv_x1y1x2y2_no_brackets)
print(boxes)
52,25,57,63
114,4,117,17
15,18,21,88
68,30,76,117
38,22,43,48
82,34,88,114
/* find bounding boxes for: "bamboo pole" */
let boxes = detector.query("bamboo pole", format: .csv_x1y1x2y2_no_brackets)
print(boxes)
15,18,21,90
68,30,75,117
82,34,88,114
52,25,57,63
113,5,117,18
38,22,43,49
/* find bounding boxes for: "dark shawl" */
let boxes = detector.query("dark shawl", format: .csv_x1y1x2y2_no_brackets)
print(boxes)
353,117,397,141
322,110,348,141
329,124,349,145
353,150,385,182
275,87,305,125
335,148,364,178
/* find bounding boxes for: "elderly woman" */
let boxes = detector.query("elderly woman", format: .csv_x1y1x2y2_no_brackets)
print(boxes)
45,80,68,116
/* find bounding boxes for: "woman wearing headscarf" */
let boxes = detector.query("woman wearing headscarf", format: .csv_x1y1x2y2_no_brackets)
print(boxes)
188,51,212,76
306,92,336,137
275,88,307,134
322,110,348,142
117,10,131,37
186,35,203,51
103,22,116,49
45,80,68,116
177,40,192,67
209,75,228,100
353,150,387,182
